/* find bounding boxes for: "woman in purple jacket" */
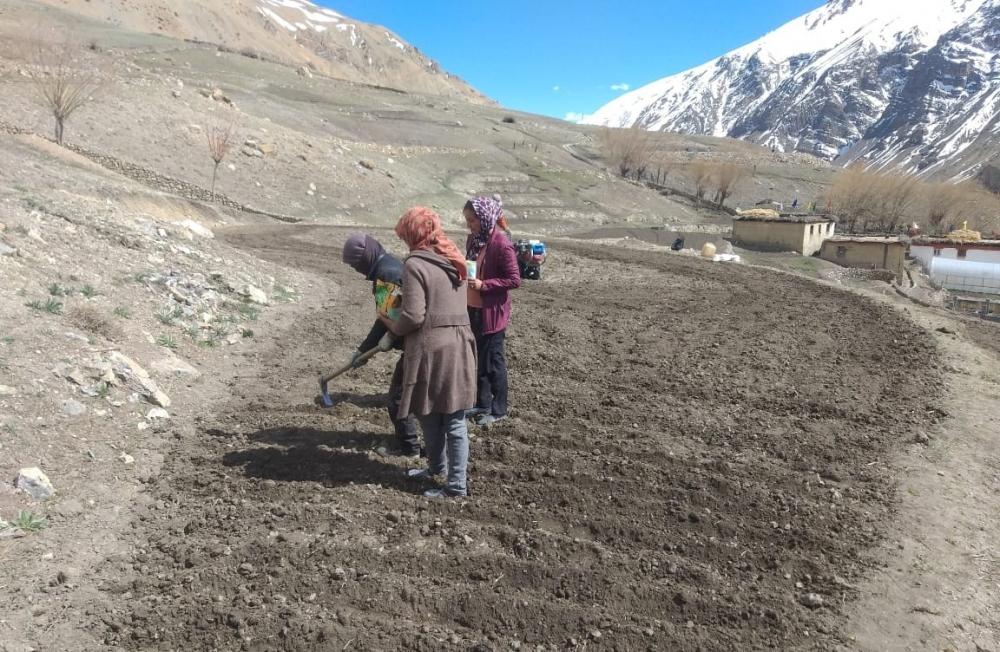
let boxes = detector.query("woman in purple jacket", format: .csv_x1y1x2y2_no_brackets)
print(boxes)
464,195,521,426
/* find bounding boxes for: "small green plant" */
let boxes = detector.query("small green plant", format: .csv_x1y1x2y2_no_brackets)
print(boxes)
80,285,98,298
242,329,254,339
26,298,63,314
184,324,201,339
13,510,47,533
1,423,15,435
237,303,260,321
156,334,178,350
48,283,67,297
95,382,110,399
113,306,131,319
273,284,297,303
156,306,183,326
197,337,217,349
22,197,48,213
1,336,13,345
13,224,29,236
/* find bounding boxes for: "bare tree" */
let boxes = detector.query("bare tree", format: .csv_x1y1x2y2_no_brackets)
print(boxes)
829,164,880,233
925,182,971,235
688,159,712,202
873,173,919,233
206,123,235,199
712,162,749,208
27,33,107,145
599,126,652,179
964,183,1000,235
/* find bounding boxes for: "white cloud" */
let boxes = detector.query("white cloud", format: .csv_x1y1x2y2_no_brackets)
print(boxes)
552,85,560,92
610,83,631,91
564,112,590,123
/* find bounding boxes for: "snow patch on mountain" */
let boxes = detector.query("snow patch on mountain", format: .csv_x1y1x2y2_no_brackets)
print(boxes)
586,0,999,176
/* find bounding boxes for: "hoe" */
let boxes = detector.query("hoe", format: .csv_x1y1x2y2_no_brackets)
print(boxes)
318,337,394,408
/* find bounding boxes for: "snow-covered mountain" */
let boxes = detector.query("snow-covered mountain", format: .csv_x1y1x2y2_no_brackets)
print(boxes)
30,0,487,103
585,0,1000,177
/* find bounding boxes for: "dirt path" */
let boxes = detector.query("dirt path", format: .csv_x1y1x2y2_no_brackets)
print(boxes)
842,302,1000,651
84,225,943,651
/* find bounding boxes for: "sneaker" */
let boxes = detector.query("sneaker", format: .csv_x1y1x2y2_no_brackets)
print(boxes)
475,414,507,427
377,445,420,458
423,488,466,499
406,468,443,480
465,407,489,420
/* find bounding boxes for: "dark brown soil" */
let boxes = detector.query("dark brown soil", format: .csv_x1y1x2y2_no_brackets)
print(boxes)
91,225,941,651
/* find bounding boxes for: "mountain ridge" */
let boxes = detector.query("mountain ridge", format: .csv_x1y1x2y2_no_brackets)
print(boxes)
28,0,489,102
585,0,999,178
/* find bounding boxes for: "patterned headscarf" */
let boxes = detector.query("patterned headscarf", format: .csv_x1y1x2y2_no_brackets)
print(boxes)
466,195,503,259
395,207,467,280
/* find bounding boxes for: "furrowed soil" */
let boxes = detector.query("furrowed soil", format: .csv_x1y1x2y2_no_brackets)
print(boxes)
91,224,941,651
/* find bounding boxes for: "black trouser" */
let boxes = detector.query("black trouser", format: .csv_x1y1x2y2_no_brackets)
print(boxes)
388,356,420,453
469,309,508,417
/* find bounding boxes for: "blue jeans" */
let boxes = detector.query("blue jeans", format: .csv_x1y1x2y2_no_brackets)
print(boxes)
417,410,469,496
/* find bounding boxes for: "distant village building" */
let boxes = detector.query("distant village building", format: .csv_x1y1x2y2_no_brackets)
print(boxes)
731,214,835,256
819,236,907,278
754,199,784,212
911,236,1000,295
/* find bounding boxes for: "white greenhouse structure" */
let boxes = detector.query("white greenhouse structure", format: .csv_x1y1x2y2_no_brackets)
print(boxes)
928,257,1000,294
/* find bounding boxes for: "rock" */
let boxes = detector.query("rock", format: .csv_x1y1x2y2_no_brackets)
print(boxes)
296,65,313,78
226,333,241,345
179,220,214,239
150,355,200,378
109,352,171,407
332,567,346,581
61,399,87,417
118,453,135,465
198,88,212,98
16,467,55,500
914,432,931,444
146,407,170,420
799,592,824,609
0,241,16,256
257,143,275,155
172,90,182,98
935,326,956,335
359,160,375,170
240,285,269,305
0,385,15,396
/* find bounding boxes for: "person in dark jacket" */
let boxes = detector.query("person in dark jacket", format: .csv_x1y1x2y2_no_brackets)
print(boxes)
342,233,420,456
464,196,521,426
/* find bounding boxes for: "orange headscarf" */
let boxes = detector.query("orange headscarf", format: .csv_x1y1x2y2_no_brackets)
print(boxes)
395,207,467,280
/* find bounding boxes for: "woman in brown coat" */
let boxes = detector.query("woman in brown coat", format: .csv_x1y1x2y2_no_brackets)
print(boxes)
381,207,476,498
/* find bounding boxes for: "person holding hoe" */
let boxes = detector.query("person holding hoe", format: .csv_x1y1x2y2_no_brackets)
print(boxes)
341,233,421,457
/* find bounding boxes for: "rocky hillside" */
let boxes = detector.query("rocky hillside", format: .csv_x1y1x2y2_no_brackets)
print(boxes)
586,0,999,179
25,0,488,102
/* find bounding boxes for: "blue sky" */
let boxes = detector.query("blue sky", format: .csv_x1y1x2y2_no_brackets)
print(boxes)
322,0,824,120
